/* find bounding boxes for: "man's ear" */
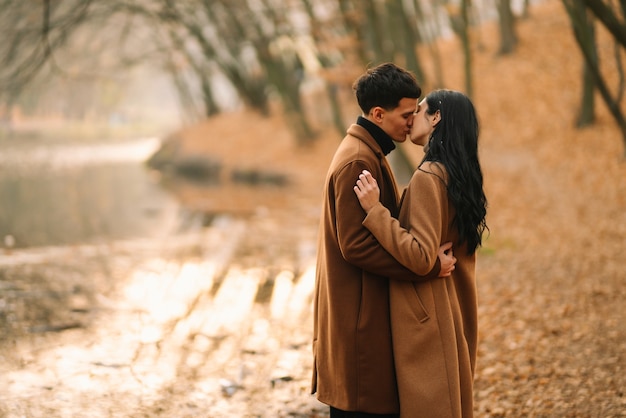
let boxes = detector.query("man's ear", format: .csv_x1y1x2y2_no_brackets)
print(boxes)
370,106,385,123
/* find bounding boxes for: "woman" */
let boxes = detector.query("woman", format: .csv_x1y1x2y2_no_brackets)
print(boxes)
353,89,488,418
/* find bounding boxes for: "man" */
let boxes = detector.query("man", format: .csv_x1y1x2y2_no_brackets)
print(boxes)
311,63,456,417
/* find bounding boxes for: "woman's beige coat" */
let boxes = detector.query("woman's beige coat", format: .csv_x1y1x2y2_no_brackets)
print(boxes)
312,124,439,414
362,162,478,418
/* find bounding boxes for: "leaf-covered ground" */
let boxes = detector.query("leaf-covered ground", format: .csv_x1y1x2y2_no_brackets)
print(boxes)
168,3,626,414
1,1,625,417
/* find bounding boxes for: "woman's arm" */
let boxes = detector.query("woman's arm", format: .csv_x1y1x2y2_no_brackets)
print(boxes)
354,169,455,277
335,162,442,280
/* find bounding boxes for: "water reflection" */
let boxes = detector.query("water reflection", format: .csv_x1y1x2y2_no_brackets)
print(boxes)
0,137,323,417
0,138,180,248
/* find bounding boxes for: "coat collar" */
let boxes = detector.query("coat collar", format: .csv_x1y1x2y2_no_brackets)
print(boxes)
346,120,400,217
356,116,396,155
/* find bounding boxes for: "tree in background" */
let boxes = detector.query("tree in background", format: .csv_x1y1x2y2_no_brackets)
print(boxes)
1,0,623,154
0,0,94,122
497,0,518,54
566,0,597,127
446,0,474,98
563,0,626,154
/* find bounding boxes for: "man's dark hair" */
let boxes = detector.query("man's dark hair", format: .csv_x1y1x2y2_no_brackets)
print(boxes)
353,63,421,114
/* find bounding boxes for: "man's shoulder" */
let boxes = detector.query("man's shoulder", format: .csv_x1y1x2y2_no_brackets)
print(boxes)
337,125,380,156
333,133,379,167
345,123,374,143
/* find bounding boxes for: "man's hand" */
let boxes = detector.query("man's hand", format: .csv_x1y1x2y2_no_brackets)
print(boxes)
438,242,456,277
354,170,380,213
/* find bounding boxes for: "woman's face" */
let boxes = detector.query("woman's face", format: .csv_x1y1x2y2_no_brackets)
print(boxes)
410,99,439,146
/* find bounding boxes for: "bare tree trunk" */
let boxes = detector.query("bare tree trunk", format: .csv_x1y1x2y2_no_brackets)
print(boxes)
326,83,345,136
165,25,218,119
583,0,626,48
614,41,625,105
203,1,271,116
461,0,473,98
200,73,219,117
369,0,426,176
165,60,200,124
254,0,315,144
415,0,445,89
301,0,346,136
572,2,596,128
578,62,596,128
388,0,426,84
364,0,389,62
497,0,518,55
338,0,371,65
564,0,626,157
448,1,474,97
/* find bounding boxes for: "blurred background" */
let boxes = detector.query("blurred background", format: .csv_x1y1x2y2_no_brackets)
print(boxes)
1,0,624,246
0,0,625,417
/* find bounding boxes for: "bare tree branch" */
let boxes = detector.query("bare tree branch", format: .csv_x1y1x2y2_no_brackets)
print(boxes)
583,0,626,49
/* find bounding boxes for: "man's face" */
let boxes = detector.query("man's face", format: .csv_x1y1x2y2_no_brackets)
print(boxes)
376,97,418,142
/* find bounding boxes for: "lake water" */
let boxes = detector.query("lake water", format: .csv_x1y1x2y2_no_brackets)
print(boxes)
0,138,183,249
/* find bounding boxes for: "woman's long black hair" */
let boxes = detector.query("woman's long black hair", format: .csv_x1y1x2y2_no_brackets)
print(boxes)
421,89,488,254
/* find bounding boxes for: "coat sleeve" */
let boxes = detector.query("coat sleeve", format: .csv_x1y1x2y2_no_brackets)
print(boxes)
361,166,446,276
334,160,440,281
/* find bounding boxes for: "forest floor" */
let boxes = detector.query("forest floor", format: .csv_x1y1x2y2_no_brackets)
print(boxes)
1,0,626,417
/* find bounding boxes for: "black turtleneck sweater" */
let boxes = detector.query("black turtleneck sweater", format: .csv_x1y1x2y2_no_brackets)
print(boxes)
357,116,396,156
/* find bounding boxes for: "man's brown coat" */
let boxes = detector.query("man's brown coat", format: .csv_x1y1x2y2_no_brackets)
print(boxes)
311,124,439,414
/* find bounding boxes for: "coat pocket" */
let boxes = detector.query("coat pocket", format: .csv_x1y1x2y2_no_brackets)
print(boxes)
408,283,430,323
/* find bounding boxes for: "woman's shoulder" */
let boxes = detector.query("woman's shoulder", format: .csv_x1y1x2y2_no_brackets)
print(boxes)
406,161,448,200
409,161,448,192
417,161,448,180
